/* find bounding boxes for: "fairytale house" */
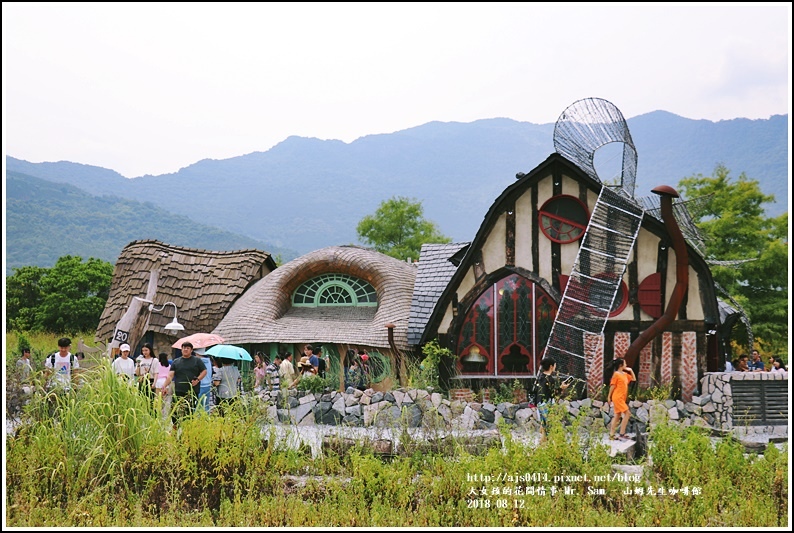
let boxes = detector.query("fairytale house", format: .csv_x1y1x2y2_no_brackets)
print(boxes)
213,245,417,391
95,239,276,356
409,99,722,402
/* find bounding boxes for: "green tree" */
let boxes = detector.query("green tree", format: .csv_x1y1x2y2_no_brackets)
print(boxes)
357,196,451,261
678,165,788,354
5,265,47,331
5,255,113,334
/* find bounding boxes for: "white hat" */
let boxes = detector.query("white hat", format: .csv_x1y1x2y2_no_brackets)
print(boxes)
120,343,131,352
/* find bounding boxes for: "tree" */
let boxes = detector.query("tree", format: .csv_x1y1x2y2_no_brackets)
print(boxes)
5,265,47,331
5,255,113,334
678,165,788,355
357,196,451,261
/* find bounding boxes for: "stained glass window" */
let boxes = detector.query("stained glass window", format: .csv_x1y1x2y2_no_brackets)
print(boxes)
457,273,558,376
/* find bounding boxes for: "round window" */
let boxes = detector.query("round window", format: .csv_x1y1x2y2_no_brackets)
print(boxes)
539,195,590,244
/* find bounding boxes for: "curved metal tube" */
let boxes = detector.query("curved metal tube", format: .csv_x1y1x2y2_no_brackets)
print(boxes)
624,185,689,368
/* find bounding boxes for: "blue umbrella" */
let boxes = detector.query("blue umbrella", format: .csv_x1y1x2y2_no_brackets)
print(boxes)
206,344,252,362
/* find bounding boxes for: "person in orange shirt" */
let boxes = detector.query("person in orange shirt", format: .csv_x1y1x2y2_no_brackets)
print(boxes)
608,357,635,441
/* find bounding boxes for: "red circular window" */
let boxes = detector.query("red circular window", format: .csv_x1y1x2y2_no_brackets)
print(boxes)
589,273,629,318
539,195,590,244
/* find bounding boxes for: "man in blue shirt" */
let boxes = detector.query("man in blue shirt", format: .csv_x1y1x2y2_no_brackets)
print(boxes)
196,348,214,412
749,350,766,372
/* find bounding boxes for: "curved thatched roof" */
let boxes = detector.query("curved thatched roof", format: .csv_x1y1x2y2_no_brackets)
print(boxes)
96,240,275,341
213,245,417,349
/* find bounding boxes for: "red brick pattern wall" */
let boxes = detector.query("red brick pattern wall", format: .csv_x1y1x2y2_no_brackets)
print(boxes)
680,331,697,402
661,332,673,385
450,388,475,402
613,332,631,359
639,343,653,389
584,333,604,398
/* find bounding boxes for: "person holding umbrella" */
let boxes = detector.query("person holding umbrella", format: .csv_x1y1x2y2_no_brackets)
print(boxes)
213,358,241,416
162,341,206,425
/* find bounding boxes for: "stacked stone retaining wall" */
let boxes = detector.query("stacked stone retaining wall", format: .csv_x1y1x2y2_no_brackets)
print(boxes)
254,380,788,438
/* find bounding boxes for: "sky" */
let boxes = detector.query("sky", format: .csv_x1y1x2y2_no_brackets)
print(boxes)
2,2,791,178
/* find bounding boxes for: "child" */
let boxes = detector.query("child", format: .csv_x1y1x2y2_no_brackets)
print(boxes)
608,358,635,441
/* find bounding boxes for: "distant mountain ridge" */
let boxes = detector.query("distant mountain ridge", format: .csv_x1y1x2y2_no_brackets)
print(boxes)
6,111,788,268
5,170,297,274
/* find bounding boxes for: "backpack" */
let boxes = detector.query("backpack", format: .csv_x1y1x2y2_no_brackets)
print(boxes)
530,373,546,405
49,352,75,367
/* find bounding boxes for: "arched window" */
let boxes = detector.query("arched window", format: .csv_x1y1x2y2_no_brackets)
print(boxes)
457,273,558,376
292,274,378,307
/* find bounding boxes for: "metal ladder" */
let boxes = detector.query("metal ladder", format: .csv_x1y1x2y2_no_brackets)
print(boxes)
543,186,644,377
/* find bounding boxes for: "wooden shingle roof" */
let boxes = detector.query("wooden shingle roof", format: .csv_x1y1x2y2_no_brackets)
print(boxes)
407,242,469,346
95,240,275,341
213,245,417,349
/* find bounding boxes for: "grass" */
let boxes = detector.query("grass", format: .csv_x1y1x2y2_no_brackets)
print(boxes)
4,331,789,527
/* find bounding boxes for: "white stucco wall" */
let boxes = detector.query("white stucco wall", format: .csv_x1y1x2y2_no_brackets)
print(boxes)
514,191,534,270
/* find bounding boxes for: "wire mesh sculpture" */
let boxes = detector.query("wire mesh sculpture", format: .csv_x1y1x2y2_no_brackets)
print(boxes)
545,98,645,377
554,97,638,199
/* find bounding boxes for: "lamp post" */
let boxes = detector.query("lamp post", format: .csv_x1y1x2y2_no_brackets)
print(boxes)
108,297,185,359
149,301,185,331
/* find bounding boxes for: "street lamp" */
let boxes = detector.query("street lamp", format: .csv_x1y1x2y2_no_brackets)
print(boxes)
149,301,185,331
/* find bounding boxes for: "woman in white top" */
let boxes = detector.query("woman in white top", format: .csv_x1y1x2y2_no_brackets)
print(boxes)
135,343,160,400
112,344,136,383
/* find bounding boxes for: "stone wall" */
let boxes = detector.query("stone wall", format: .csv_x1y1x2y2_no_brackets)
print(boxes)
254,382,788,437
699,371,789,435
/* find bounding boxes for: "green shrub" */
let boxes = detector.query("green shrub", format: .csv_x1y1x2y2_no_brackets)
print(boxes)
296,373,326,393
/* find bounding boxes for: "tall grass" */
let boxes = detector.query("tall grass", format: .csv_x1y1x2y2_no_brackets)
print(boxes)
5,332,788,527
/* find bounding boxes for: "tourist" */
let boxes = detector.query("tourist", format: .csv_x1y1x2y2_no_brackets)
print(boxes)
162,342,207,424
111,343,136,383
769,356,787,374
44,337,80,392
16,348,34,382
135,343,160,402
749,349,765,372
534,356,571,443
154,352,172,419
196,349,214,413
298,356,315,377
213,359,241,416
266,354,282,392
358,350,371,389
279,352,299,389
253,353,266,391
312,346,328,378
608,358,636,441
736,355,750,372
346,357,362,391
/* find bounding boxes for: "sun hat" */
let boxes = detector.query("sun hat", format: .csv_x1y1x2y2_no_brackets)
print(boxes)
299,356,313,368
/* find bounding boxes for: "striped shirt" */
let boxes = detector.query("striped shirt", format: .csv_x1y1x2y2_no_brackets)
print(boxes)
266,362,281,391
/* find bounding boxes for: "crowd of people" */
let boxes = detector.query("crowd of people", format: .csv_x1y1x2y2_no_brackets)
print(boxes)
726,349,787,374
250,345,373,394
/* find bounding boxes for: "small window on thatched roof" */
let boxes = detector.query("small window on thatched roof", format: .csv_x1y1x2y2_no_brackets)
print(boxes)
292,273,377,307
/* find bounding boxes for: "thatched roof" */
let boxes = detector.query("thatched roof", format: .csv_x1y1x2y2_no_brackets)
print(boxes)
96,240,276,341
213,245,417,349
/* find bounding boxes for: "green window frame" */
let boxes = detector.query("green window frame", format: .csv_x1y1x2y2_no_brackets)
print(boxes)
292,273,378,307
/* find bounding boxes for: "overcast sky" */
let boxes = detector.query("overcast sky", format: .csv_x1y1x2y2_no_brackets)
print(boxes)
3,2,791,178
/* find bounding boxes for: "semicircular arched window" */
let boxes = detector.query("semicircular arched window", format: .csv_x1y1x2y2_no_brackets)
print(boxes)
292,273,378,307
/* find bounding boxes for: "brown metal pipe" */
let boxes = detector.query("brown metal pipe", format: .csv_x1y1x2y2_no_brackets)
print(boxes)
385,323,402,385
624,185,688,368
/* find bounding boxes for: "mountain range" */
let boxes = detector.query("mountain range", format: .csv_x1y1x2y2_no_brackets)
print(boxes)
5,111,789,275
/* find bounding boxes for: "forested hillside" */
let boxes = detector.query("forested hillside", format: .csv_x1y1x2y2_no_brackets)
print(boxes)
5,171,297,274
